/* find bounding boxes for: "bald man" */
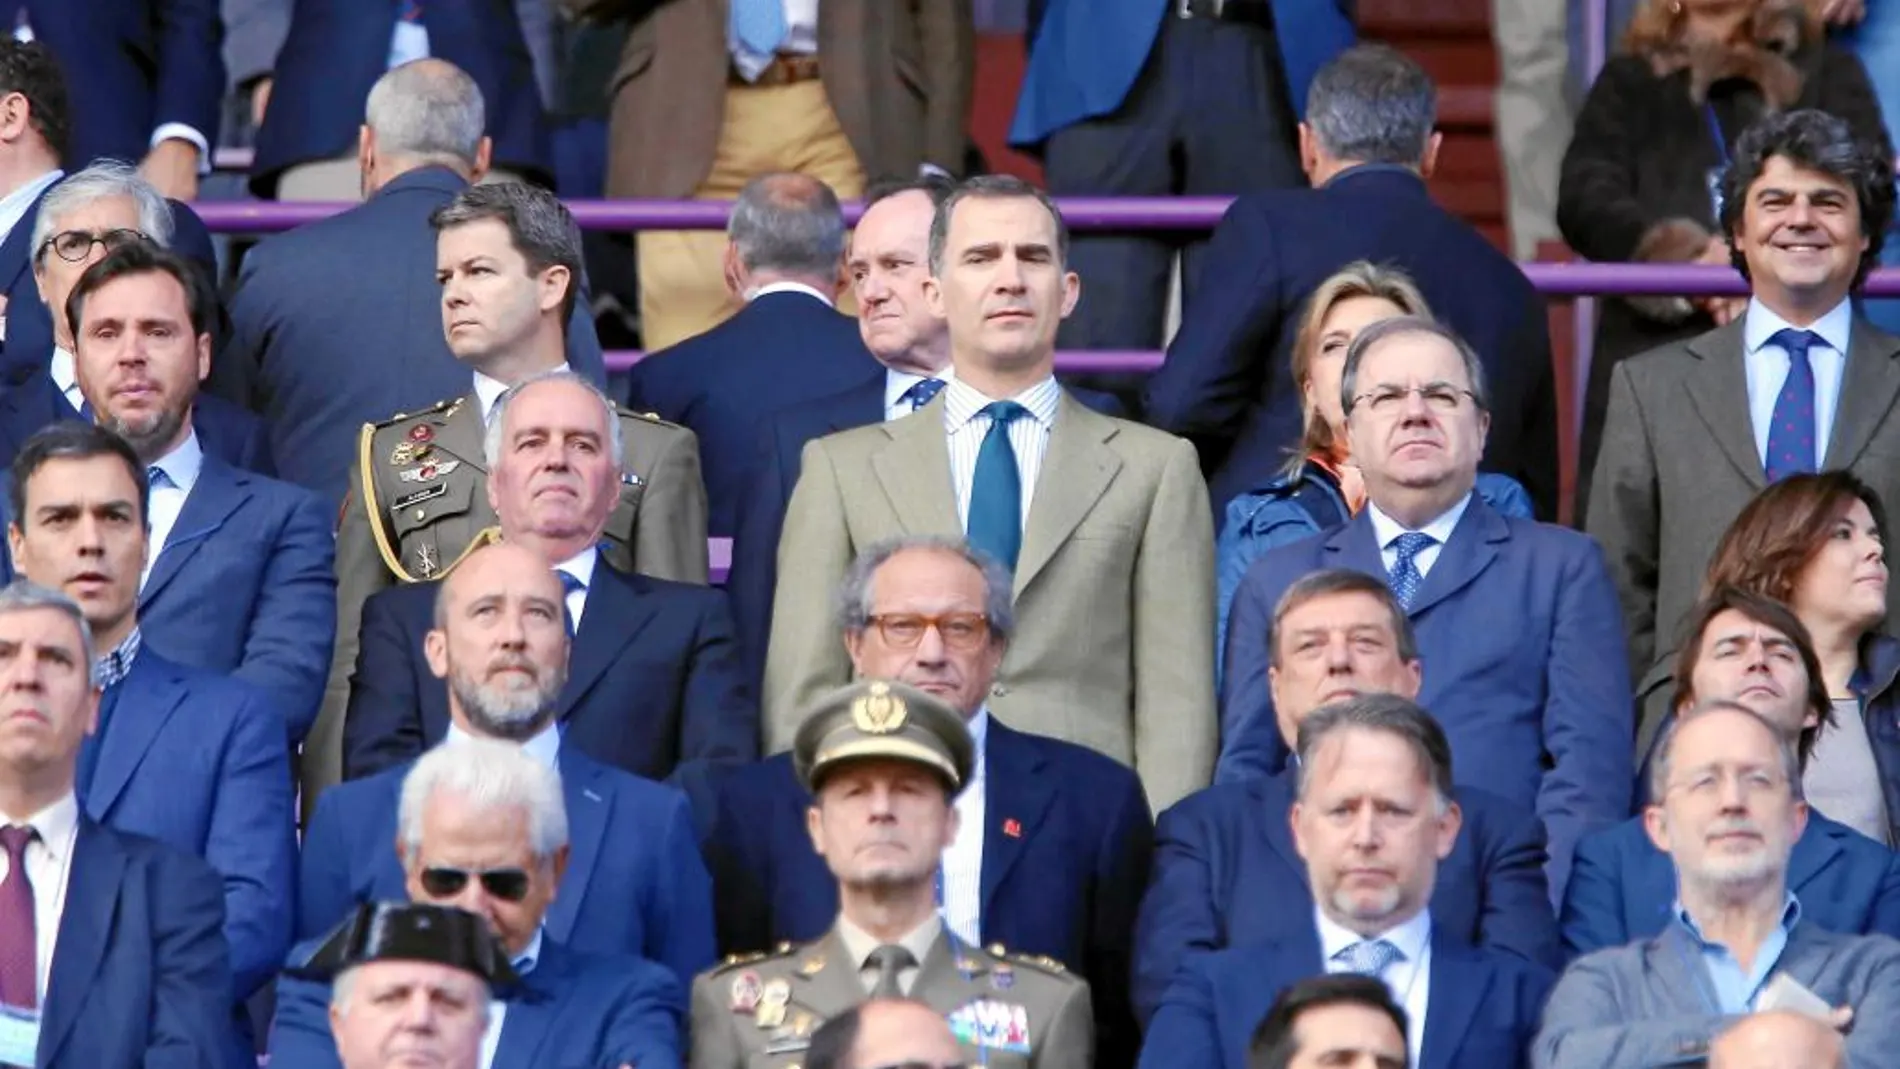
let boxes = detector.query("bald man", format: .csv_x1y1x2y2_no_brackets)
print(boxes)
1709,1012,1845,1069
807,999,965,1069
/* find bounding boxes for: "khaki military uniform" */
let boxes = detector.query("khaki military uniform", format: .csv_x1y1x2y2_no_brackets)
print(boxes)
689,928,1093,1069
301,390,711,813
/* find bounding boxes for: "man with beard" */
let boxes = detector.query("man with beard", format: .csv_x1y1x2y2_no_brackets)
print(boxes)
298,539,717,991
0,239,337,743
1536,701,1900,1067
1139,694,1553,1069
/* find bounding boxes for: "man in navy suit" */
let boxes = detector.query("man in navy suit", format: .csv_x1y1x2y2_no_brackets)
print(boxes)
704,535,1152,1068
0,42,67,369
1143,45,1558,519
251,0,547,198
5,421,296,1044
220,59,608,511
0,579,234,1069
12,240,336,742
626,172,879,537
1221,316,1631,900
1135,568,1559,1025
1140,694,1555,1069
1563,589,1900,958
302,538,718,989
343,371,753,784
0,161,271,471
274,745,685,1069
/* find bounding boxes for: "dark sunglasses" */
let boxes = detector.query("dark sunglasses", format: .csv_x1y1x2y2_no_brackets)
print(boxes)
419,866,532,902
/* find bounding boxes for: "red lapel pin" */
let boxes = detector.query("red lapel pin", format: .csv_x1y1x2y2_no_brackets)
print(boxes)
1003,818,1022,838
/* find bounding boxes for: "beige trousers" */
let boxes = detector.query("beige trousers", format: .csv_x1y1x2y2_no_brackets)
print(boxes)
1492,0,1575,258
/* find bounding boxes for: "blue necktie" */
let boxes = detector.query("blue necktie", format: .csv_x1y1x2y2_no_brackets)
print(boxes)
1764,328,1821,482
1386,532,1436,610
900,378,946,413
147,466,170,491
1333,938,1401,977
729,0,786,60
558,571,585,637
966,401,1027,572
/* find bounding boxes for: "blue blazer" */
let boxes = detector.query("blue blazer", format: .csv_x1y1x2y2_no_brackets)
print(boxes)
625,290,880,537
342,558,755,785
1561,812,1900,958
1220,496,1635,898
81,649,295,1004
299,745,718,989
1142,167,1560,519
250,0,548,193
1133,770,1560,1025
1010,0,1355,147
0,372,275,475
1138,926,1554,1069
37,820,235,1069
219,166,606,509
703,718,1154,1068
270,935,684,1069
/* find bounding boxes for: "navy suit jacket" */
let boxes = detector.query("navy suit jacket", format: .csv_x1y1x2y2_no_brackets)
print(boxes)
1561,812,1900,958
36,820,234,1069
703,718,1153,1068
625,290,880,537
81,649,295,1003
219,166,606,509
1143,167,1559,519
271,935,683,1069
299,745,718,989
342,558,755,784
1137,927,1554,1069
250,0,548,193
1133,770,1560,1025
1220,496,1635,898
0,372,275,475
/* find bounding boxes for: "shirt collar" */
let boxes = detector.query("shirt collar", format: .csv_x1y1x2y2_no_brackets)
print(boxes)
965,706,990,781
0,790,78,857
1366,491,1472,551
1315,902,1433,964
553,545,599,592
1744,297,1854,357
50,345,75,397
1674,893,1804,948
942,376,1061,433
836,913,943,971
149,429,204,493
2,168,60,234
473,362,571,424
885,366,954,413
445,719,562,770
511,928,544,976
95,626,142,688
750,280,834,307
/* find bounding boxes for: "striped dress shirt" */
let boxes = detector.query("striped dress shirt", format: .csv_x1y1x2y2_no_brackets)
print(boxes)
942,377,1061,533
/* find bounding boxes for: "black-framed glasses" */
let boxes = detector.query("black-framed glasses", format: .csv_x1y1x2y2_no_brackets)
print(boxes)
865,612,991,651
38,228,144,263
419,866,532,902
1348,382,1478,417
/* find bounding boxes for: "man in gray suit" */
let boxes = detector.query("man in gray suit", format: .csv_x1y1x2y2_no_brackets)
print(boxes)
1586,109,1900,680
1534,700,1900,1068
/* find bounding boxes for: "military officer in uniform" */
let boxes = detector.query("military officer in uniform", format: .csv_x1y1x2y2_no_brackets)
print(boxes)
310,181,711,811
690,680,1094,1069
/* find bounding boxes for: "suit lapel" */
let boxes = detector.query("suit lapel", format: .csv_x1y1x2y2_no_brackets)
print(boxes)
140,458,248,607
795,930,869,1015
912,929,989,1017
1684,323,1766,488
869,400,960,535
1417,935,1487,1069
0,182,46,296
1787,817,1844,896
1824,319,1900,469
978,721,1054,918
544,752,608,942
1403,498,1506,618
491,945,562,1066
437,396,489,473
558,564,660,719
1321,512,1387,579
84,657,186,819
38,821,124,1068
1255,773,1306,882
1014,395,1120,596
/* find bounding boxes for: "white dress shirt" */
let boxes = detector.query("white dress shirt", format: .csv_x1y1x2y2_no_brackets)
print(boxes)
1742,296,1852,471
142,430,205,589
476,929,543,1069
1317,906,1433,1069
0,792,80,1006
944,376,1061,532
473,362,572,425
939,708,989,944
48,347,81,414
1366,492,1472,581
885,367,955,422
837,913,942,997
749,280,833,307
447,720,562,769
554,545,599,631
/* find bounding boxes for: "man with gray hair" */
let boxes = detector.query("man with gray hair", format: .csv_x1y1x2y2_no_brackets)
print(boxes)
1145,42,1558,521
1536,701,1900,1068
1709,1009,1847,1069
1140,693,1555,1069
627,171,878,537
270,741,687,1069
704,533,1152,1066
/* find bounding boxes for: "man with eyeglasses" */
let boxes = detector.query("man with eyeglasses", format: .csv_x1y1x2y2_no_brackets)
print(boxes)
691,678,1094,1069
1222,315,1631,902
804,998,966,1069
704,535,1150,1067
1536,699,1900,1067
270,742,685,1069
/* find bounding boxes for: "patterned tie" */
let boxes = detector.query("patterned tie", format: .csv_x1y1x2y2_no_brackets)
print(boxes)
0,825,37,1010
1764,328,1821,482
728,0,787,60
1386,532,1437,610
867,944,916,1000
558,570,585,638
900,378,946,413
966,401,1027,573
147,466,170,491
1332,938,1401,978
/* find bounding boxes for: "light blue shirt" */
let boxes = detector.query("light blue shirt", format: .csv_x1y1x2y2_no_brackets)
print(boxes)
142,431,205,589
1317,906,1433,1068
1743,298,1853,471
1673,894,1803,1013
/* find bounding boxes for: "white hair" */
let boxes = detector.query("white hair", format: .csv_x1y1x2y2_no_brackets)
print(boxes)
397,739,568,861
365,59,486,168
31,160,173,265
481,369,624,469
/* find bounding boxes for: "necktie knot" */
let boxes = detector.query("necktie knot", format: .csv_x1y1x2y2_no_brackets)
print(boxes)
1333,938,1401,977
0,826,32,860
982,400,1028,427
1386,532,1437,610
1770,328,1821,362
867,944,916,999
1390,531,1436,565
146,466,170,490
557,571,585,596
902,378,946,412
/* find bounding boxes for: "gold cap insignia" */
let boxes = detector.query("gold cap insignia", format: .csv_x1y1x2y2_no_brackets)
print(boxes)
850,681,907,734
